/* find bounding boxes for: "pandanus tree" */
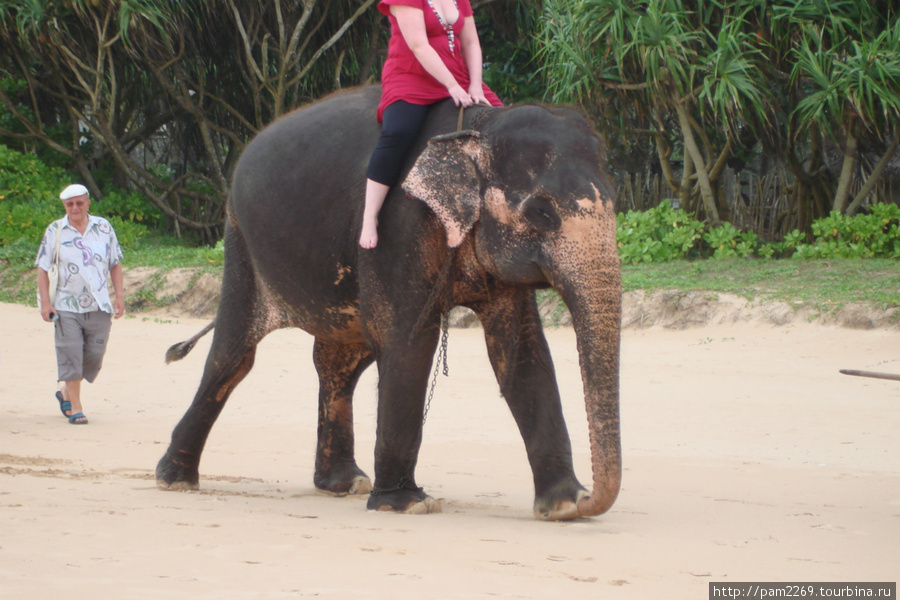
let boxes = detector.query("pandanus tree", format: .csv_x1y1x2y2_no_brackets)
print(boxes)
789,14,900,217
538,0,772,225
537,0,899,234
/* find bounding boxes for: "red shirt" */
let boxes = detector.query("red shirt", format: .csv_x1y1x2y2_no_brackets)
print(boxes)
377,0,502,121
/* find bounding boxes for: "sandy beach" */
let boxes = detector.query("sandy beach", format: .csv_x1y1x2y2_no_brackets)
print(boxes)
1,300,897,598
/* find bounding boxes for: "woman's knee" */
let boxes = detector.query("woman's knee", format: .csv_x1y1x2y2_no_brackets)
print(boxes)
381,101,428,144
367,102,429,186
378,123,420,151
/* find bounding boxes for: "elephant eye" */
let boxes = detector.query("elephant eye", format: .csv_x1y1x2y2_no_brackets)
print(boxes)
523,197,561,232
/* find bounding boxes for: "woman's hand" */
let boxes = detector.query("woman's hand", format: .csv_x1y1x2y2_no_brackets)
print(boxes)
468,83,491,106
448,83,473,107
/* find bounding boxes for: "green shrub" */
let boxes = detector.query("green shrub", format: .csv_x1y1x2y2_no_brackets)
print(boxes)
0,145,68,246
617,200,705,264
703,223,759,258
0,236,39,263
0,144,151,250
794,204,900,259
197,239,226,266
617,200,899,263
104,215,148,249
96,187,162,228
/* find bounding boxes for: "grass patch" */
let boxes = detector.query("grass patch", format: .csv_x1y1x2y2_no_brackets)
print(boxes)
2,234,896,318
125,235,224,269
0,263,36,305
622,258,900,310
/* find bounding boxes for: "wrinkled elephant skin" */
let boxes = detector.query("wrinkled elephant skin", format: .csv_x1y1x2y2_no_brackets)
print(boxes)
156,86,622,520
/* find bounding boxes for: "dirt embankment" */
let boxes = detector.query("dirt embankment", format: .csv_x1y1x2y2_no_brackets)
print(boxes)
124,266,899,330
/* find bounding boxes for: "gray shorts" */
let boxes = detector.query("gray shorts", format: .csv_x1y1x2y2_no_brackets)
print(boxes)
54,311,112,383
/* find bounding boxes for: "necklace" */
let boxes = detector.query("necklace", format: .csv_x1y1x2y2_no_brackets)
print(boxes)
426,0,458,53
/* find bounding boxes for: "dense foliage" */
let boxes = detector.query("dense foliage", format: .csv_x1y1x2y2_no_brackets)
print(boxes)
0,0,544,244
0,145,151,258
1,0,898,255
0,0,383,243
539,0,900,236
617,199,900,263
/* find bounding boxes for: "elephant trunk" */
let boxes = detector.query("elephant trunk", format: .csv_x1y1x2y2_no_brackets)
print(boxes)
562,271,622,517
550,215,622,517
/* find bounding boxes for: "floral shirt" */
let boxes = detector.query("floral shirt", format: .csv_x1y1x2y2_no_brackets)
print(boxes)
35,214,123,314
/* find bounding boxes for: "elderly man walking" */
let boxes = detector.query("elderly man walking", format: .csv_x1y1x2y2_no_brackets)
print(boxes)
35,184,125,425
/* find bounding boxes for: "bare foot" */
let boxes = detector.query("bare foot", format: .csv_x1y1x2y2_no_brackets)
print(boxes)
359,220,378,249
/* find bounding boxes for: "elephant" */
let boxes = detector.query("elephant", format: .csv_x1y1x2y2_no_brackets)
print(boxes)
156,85,622,521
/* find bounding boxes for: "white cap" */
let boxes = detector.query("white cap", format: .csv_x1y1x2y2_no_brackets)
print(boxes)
60,184,89,200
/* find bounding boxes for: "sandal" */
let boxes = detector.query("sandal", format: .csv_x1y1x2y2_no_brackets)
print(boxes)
55,391,72,417
68,412,88,425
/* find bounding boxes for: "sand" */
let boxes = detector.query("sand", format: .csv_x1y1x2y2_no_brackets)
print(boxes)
1,300,897,598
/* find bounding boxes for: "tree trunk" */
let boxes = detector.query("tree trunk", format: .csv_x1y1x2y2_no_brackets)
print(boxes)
846,132,900,216
679,148,694,212
653,127,680,194
676,101,721,224
832,130,859,214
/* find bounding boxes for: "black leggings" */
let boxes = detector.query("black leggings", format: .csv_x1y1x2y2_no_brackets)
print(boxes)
366,100,430,186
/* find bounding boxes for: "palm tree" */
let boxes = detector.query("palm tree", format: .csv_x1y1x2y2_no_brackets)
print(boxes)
539,0,772,226
791,16,900,216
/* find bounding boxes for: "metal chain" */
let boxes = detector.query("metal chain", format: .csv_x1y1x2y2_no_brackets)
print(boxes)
422,311,449,426
369,474,423,496
422,237,455,428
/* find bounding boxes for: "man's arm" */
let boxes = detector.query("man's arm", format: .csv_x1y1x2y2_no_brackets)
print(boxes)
110,262,125,318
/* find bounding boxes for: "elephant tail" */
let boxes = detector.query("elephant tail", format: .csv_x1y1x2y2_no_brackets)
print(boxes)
165,320,216,364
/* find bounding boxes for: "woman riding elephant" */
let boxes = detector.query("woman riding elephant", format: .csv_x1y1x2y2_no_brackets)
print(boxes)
158,86,622,520
360,0,503,249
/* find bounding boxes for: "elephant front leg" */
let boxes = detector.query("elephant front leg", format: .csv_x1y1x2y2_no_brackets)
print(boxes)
474,292,588,520
365,328,442,514
313,339,374,496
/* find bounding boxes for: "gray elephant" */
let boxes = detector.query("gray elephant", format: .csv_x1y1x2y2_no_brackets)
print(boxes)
158,85,622,520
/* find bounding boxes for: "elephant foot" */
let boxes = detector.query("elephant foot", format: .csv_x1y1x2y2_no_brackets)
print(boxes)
156,453,200,491
533,485,590,521
399,496,442,515
366,484,442,514
314,463,373,496
157,479,199,492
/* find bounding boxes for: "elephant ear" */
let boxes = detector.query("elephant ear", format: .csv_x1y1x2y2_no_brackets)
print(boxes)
403,130,485,248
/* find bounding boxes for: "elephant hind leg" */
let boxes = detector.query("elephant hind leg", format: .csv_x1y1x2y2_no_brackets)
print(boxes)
313,339,375,496
156,343,258,490
157,220,270,490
